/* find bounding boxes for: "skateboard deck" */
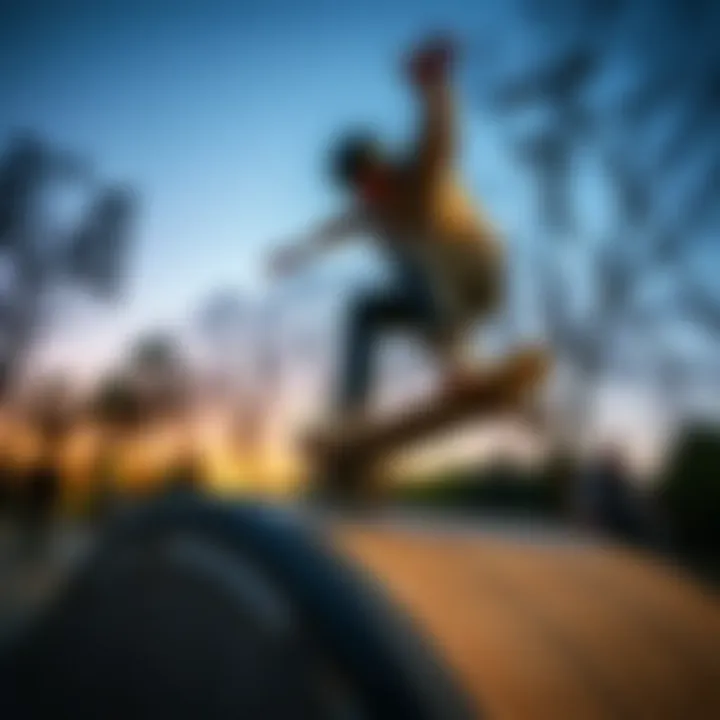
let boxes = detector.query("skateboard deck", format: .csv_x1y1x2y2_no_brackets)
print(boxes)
305,347,550,498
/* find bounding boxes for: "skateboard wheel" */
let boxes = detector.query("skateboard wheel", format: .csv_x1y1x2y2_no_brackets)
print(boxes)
1,497,476,720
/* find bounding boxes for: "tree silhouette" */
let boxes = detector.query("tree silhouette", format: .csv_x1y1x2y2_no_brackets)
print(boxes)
86,331,195,502
0,132,136,399
195,290,271,458
127,331,192,425
476,0,720,445
91,373,144,434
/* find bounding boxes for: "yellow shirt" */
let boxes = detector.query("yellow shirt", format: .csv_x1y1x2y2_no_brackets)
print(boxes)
367,79,504,321
319,80,505,321
364,164,503,322
425,170,503,316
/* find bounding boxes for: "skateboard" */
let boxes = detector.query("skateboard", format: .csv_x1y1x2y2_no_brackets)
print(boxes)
304,346,550,502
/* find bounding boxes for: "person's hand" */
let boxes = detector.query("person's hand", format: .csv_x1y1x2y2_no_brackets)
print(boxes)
405,35,458,87
267,244,306,280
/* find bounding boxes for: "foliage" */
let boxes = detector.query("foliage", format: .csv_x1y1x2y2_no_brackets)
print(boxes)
0,132,135,399
90,373,144,432
658,423,720,558
474,1,720,443
391,462,562,516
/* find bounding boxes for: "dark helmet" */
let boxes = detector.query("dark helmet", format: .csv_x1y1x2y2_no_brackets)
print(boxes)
328,131,383,188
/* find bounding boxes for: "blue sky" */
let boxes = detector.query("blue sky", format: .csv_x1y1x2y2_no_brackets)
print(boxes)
2,0,718,466
1,0,525,376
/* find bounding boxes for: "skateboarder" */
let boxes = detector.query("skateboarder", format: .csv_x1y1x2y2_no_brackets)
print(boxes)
269,36,510,427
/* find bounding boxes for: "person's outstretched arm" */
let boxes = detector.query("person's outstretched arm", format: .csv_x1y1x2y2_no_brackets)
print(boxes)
407,37,458,189
268,209,365,278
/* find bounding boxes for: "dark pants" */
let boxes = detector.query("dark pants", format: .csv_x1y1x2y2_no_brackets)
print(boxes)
337,254,449,413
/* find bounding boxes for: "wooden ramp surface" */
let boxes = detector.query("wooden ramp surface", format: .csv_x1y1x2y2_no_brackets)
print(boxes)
337,526,720,720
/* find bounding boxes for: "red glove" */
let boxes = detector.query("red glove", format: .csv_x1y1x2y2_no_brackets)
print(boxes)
406,36,457,86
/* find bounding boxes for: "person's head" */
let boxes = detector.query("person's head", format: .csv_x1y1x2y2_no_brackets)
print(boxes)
329,131,393,201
